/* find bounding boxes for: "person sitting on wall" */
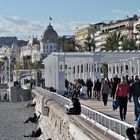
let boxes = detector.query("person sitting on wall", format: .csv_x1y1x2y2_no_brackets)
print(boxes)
66,97,81,115
23,112,41,123
23,127,42,137
126,113,140,140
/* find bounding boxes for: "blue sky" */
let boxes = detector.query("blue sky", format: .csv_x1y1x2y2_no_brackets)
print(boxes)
0,0,140,40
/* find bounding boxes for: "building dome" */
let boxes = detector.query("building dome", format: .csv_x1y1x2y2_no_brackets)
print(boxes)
42,24,58,43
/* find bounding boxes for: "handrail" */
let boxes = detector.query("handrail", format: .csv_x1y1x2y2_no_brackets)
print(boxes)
33,87,133,139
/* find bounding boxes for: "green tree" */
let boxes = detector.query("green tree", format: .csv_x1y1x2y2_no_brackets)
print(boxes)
57,36,76,52
122,38,136,50
33,60,44,69
84,35,95,51
103,32,123,51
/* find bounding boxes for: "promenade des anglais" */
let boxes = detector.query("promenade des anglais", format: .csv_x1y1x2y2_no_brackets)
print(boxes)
0,1,140,140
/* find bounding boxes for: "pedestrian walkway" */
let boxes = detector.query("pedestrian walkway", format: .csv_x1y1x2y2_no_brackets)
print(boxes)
80,97,135,126
0,101,37,140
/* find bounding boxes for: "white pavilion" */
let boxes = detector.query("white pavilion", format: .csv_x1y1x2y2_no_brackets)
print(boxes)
43,51,140,93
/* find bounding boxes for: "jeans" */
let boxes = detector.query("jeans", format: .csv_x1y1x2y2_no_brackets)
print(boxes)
133,96,140,120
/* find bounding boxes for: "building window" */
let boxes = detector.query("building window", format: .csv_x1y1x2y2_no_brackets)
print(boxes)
97,67,100,72
73,66,75,74
113,66,115,74
126,65,128,70
117,66,119,73
86,63,88,72
94,64,96,72
60,65,63,70
92,64,94,72
81,65,83,73
132,67,134,73
109,67,111,73
50,46,52,49
121,66,123,73
77,65,79,73
65,65,67,69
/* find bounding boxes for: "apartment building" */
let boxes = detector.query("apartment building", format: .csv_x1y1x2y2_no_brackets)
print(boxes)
100,15,139,48
75,23,103,48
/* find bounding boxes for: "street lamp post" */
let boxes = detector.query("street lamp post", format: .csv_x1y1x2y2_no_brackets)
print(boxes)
8,55,11,101
118,41,123,50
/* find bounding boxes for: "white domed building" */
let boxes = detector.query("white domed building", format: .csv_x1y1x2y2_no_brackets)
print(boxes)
40,23,58,58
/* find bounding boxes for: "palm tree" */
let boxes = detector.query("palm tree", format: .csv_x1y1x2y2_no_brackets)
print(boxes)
75,42,83,52
57,36,76,52
122,37,136,50
84,34,95,51
103,32,123,51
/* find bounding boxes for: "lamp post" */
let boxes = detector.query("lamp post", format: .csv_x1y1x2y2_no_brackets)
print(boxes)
136,34,140,50
118,41,123,50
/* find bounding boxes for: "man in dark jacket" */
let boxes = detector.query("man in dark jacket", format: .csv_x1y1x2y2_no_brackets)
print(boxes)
93,79,101,100
66,97,81,115
86,78,93,98
129,75,140,120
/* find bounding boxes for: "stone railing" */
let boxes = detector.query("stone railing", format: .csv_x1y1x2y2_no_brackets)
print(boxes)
33,87,134,140
32,88,109,140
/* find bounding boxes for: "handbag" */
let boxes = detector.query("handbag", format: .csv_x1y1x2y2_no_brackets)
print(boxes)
112,97,119,110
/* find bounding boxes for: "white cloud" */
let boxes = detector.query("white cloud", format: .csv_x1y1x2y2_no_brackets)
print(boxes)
54,20,87,35
112,9,132,16
0,16,88,40
137,9,140,14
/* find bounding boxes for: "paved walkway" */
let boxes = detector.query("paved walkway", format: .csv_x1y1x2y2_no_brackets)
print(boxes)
0,101,37,140
80,97,135,126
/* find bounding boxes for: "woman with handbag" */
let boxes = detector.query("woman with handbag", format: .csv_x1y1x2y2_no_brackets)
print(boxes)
115,76,130,121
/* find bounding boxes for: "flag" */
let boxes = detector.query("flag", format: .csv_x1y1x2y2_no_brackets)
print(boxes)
49,17,52,20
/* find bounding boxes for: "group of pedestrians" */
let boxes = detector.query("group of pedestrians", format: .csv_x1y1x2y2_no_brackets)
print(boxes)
64,75,140,140
65,75,140,122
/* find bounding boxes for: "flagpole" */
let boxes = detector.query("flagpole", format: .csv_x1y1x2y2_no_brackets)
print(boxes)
49,17,52,25
49,17,51,25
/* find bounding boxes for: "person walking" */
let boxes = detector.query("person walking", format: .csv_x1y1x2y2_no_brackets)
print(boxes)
86,78,93,99
101,78,111,106
129,75,140,121
93,79,101,100
115,76,130,121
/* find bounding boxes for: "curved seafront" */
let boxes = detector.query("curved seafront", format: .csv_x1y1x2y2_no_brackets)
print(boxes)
0,101,38,140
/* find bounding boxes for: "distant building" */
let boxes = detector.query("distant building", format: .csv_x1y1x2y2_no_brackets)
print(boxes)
100,15,139,48
40,23,58,58
20,36,41,63
75,23,104,49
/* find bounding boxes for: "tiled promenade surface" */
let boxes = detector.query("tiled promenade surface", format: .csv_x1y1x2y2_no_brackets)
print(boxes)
0,102,37,140
80,97,135,126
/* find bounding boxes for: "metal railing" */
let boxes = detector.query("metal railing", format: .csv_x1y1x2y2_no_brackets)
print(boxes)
34,87,133,139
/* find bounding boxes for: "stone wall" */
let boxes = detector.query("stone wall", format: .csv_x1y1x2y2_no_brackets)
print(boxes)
32,90,108,140
10,86,31,102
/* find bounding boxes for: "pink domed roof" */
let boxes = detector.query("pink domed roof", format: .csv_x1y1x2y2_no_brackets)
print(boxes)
42,24,58,43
